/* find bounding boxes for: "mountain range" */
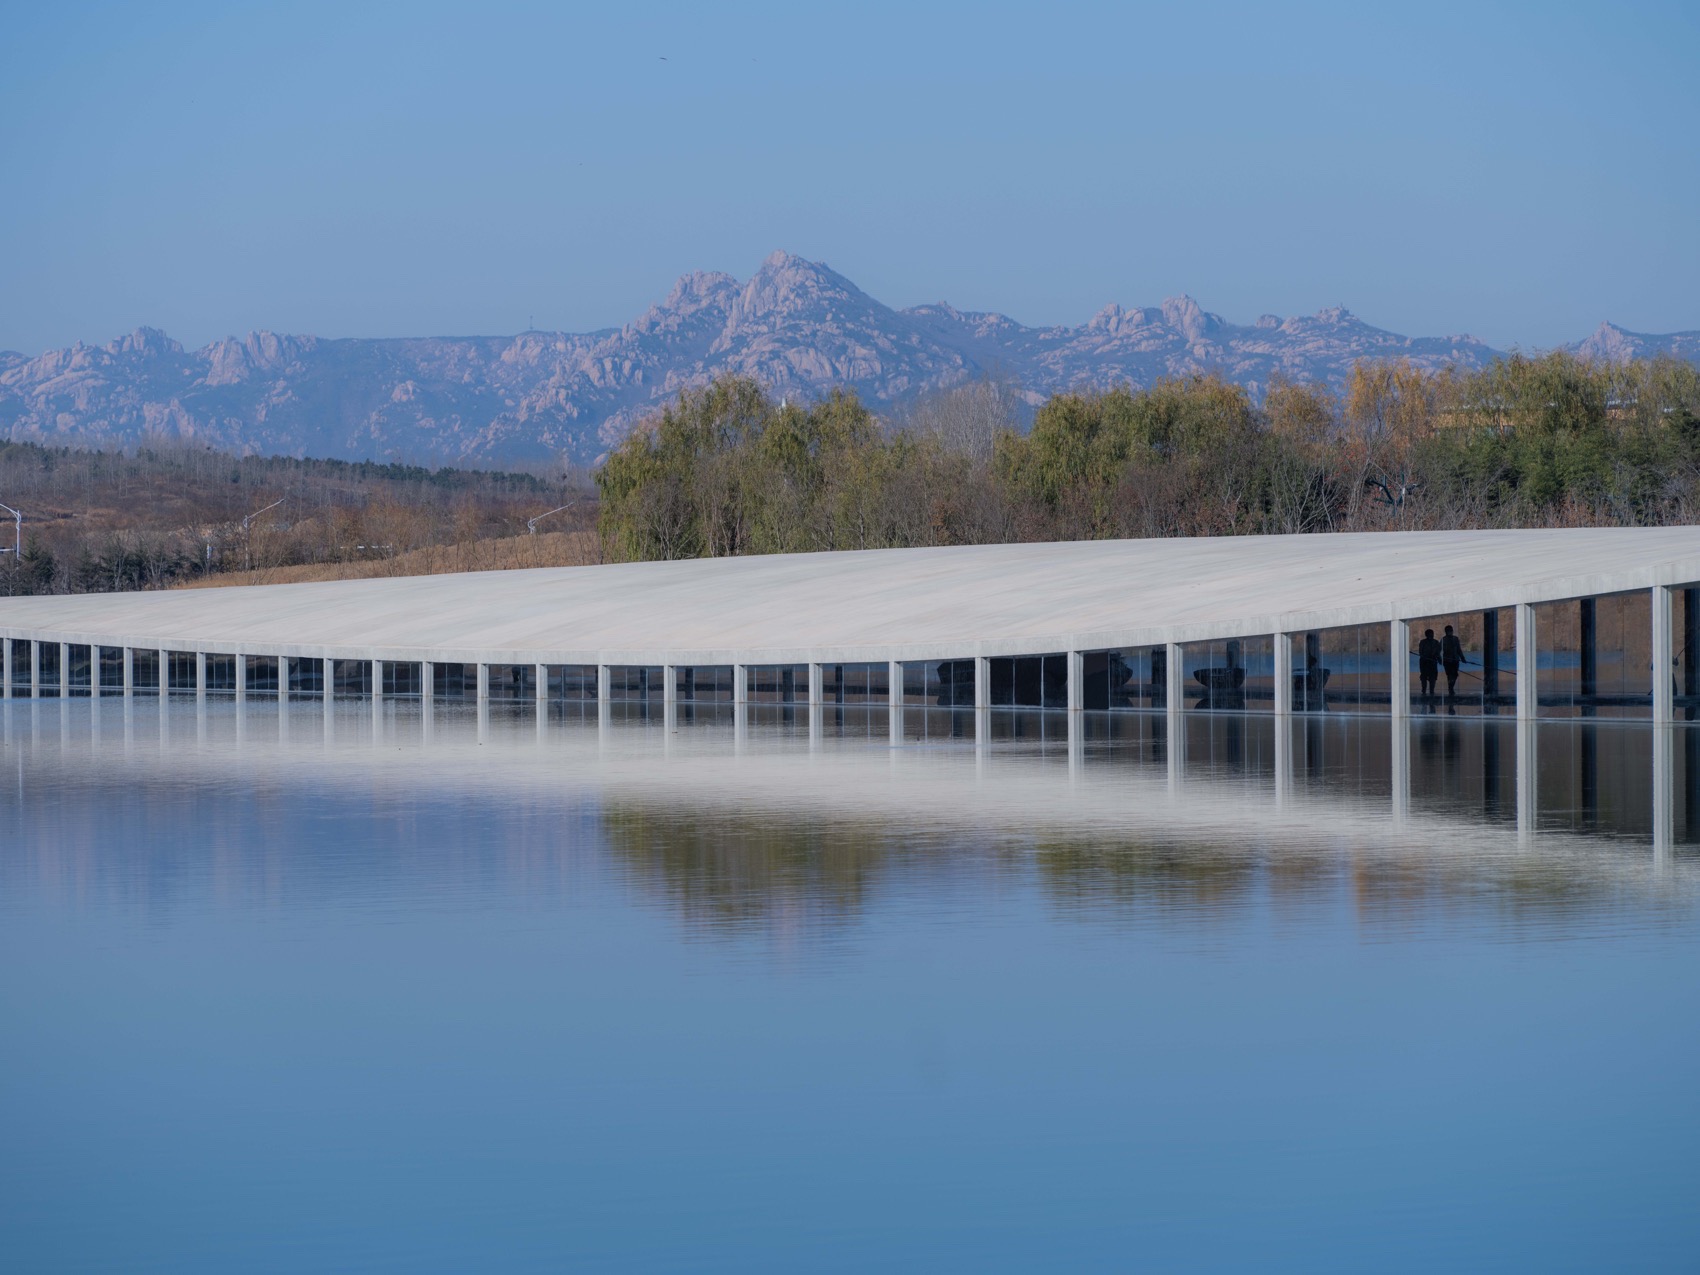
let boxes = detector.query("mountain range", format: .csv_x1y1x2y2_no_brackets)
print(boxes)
3,251,1696,467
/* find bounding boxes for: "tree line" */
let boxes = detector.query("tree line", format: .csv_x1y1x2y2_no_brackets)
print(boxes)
595,352,1700,560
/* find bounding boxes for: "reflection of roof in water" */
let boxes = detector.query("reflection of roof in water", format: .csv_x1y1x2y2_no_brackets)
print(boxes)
3,527,1700,664
7,701,1692,926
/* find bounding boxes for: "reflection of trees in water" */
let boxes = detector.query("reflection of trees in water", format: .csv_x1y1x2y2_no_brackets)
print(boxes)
1034,839,1263,918
598,804,931,936
602,799,1683,945
1350,855,1652,930
1029,834,1676,935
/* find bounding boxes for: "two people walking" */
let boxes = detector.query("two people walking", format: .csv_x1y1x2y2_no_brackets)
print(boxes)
1416,625,1465,697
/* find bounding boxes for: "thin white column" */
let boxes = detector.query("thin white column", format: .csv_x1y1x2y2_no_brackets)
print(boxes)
372,656,384,706
596,663,610,704
156,648,166,698
2,638,11,700
1067,650,1083,713
1389,619,1410,719
1165,642,1184,716
235,653,247,702
664,664,678,706
323,656,335,701
30,640,40,698
888,660,903,745
1515,602,1538,721
974,656,990,710
419,660,432,705
478,663,491,703
1652,585,1674,726
60,642,71,699
122,647,133,697
535,663,548,714
807,663,823,705
1273,632,1292,717
194,651,206,699
733,663,747,705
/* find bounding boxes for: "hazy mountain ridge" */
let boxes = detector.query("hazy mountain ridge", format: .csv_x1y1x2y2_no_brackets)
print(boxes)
2,250,1693,466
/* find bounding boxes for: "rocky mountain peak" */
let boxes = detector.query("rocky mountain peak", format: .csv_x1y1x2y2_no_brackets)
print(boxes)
1569,320,1700,365
741,251,864,309
1573,321,1637,363
108,327,184,358
723,251,877,338
662,269,739,310
1160,295,1221,342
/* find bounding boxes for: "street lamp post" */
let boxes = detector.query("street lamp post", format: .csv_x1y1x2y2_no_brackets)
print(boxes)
0,502,20,559
241,497,286,572
526,501,578,536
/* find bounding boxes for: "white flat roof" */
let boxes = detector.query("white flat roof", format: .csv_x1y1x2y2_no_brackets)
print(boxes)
3,528,1699,664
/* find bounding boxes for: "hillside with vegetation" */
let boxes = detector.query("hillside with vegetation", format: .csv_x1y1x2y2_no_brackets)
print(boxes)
0,444,595,596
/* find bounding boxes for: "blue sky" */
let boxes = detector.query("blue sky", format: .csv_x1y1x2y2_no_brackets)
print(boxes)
1,0,1695,353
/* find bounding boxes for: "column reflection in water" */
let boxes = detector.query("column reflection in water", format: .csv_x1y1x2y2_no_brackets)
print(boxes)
1391,717,1410,829
1166,711,1183,794
1517,718,1537,840
1654,727,1674,858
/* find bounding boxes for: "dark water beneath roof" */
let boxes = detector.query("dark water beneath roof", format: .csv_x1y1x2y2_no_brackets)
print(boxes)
2,698,1698,1273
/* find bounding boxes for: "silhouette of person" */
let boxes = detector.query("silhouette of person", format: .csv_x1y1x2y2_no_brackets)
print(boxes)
1441,624,1464,696
1417,628,1442,698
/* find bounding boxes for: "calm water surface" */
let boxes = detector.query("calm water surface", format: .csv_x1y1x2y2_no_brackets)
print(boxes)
2,699,1698,1272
